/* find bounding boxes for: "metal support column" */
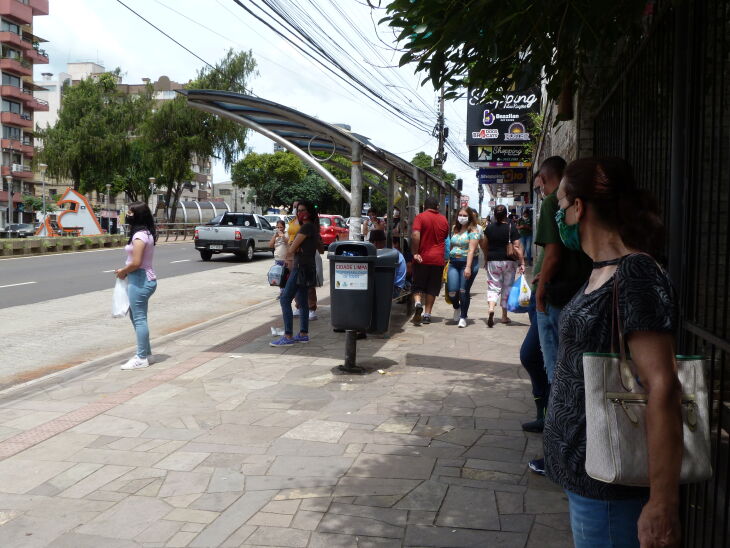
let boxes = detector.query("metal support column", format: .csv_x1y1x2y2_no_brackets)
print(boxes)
413,167,421,216
350,141,363,240
386,168,395,248
338,330,365,374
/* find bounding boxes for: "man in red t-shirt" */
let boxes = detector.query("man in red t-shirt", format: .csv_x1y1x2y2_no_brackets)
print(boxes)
411,196,449,324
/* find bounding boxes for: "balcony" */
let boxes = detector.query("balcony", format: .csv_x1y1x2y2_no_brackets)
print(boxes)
0,31,25,49
0,84,26,102
1,111,32,127
24,96,48,111
24,45,48,64
0,0,33,25
20,143,33,156
29,0,48,16
1,137,22,151
0,56,32,76
1,164,33,178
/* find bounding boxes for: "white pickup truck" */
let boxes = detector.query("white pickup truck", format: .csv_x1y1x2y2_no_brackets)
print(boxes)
194,212,275,261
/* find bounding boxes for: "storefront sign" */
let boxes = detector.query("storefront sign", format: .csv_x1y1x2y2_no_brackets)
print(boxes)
476,167,529,185
467,88,539,146
469,146,531,163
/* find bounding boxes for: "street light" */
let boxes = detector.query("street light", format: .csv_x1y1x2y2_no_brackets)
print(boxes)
5,175,12,226
39,163,47,225
148,177,156,214
105,183,111,233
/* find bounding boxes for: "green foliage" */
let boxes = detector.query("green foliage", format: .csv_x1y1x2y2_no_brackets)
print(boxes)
22,195,56,212
231,151,307,208
36,70,152,193
411,151,456,185
524,112,545,159
382,1,648,102
36,49,257,221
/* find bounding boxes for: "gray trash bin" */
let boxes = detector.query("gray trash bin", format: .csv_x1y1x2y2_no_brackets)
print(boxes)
328,241,377,331
369,248,398,334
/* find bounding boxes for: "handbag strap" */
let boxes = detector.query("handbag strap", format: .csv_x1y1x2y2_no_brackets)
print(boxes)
611,252,661,392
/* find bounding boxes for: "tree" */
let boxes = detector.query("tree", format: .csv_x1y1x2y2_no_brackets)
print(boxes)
411,151,456,186
382,1,649,109
143,49,257,221
36,70,152,193
231,151,306,209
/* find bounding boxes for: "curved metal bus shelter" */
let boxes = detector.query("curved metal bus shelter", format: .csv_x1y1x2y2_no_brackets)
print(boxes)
181,90,460,242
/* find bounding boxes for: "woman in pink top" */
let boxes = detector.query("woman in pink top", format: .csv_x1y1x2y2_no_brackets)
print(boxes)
115,202,157,370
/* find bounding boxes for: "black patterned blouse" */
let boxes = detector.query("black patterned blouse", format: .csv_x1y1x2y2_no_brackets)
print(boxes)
543,253,677,499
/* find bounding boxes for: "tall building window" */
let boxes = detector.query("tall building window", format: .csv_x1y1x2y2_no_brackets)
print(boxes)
1,46,20,59
1,73,21,87
2,126,21,140
0,21,20,35
2,99,20,114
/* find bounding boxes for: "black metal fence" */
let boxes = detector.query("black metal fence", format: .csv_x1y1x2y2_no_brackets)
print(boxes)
593,1,729,546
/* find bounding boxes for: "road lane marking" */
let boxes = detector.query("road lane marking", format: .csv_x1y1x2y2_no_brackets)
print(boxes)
170,259,190,264
0,281,37,289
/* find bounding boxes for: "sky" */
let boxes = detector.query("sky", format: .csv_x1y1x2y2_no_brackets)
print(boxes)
33,0,477,204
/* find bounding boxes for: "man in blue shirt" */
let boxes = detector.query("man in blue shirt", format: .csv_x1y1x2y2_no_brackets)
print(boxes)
370,230,407,295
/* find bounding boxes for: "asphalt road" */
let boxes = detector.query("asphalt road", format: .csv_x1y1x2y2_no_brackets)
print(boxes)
0,242,275,309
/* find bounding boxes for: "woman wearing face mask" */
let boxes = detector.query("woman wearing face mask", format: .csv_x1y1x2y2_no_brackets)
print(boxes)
271,201,320,346
115,202,157,370
544,158,681,548
446,207,481,328
363,207,385,242
484,204,525,327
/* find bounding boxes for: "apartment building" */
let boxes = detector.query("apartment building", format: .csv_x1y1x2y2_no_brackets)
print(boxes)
0,0,49,227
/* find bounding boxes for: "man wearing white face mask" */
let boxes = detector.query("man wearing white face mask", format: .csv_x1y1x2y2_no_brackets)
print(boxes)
446,207,481,328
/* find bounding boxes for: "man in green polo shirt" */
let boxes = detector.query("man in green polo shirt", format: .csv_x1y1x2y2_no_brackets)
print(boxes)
528,156,592,476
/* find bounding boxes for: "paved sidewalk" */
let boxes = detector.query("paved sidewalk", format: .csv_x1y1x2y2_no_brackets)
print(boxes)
0,285,571,547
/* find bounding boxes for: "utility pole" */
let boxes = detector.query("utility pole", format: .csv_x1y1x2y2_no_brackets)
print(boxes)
433,88,447,169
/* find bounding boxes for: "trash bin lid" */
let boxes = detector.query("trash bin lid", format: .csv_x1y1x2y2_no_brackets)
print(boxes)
375,248,399,266
328,240,377,260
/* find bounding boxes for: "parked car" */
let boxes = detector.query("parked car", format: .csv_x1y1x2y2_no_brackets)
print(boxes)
194,212,274,261
319,214,349,247
264,214,289,229
6,223,36,238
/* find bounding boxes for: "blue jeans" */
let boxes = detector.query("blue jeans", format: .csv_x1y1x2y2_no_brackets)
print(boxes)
537,302,562,383
280,267,309,336
447,258,479,319
520,234,533,262
127,269,157,359
567,491,647,548
521,296,548,399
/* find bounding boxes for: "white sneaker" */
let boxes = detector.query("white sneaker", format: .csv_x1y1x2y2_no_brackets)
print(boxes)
293,308,301,317
121,356,150,370
458,318,467,328
141,354,154,365
453,308,461,322
308,311,318,321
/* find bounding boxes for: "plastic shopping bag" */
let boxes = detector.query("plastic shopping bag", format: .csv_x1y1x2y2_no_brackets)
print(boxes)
518,274,532,307
507,274,530,313
268,263,284,286
112,278,129,318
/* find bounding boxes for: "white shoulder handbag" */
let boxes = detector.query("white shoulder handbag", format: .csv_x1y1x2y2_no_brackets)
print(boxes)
583,261,712,486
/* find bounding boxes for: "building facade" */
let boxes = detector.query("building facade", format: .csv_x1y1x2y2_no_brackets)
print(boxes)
0,0,49,227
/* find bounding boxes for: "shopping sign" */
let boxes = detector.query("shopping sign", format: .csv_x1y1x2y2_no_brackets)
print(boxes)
466,88,539,146
477,167,529,185
469,145,531,163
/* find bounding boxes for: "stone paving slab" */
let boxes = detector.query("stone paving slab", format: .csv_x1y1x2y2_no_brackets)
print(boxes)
0,286,571,546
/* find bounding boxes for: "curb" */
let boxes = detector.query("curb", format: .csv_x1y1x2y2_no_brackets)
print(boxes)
0,296,280,400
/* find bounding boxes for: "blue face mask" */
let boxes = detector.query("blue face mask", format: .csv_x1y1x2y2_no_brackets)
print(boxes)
555,207,581,251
